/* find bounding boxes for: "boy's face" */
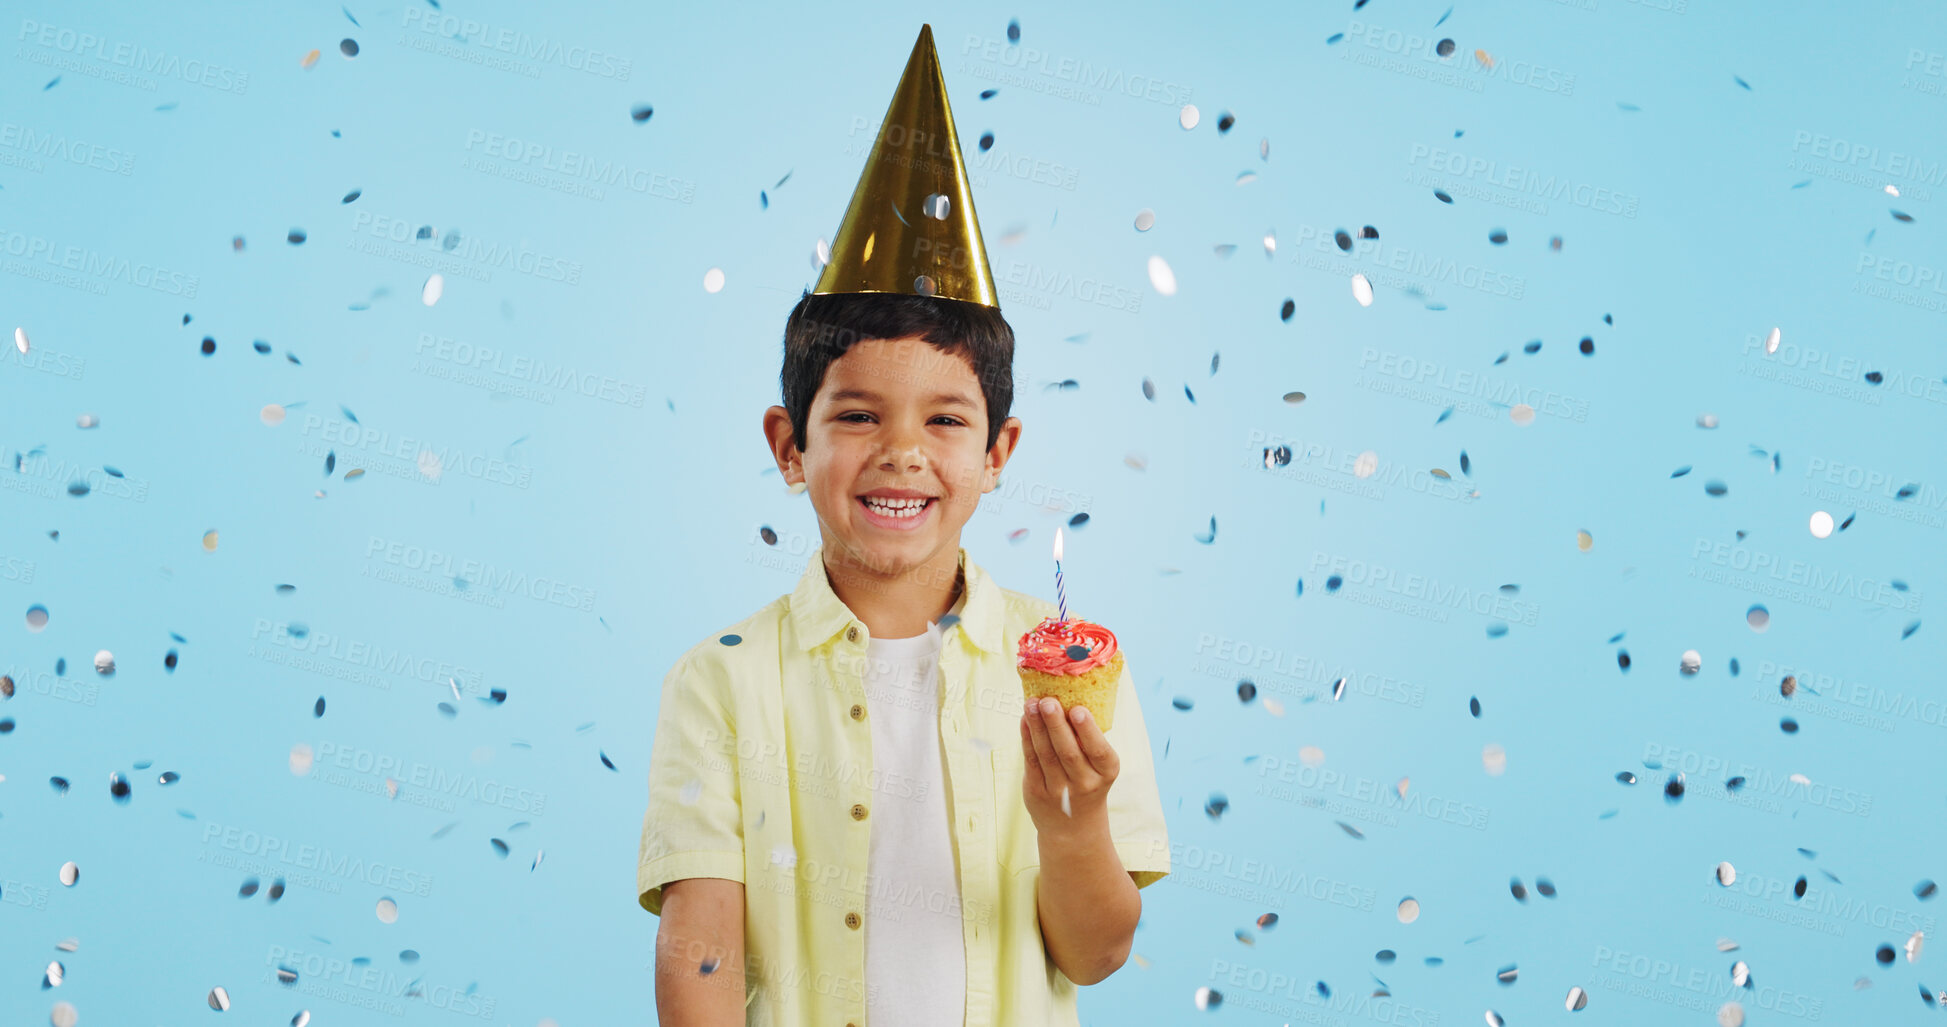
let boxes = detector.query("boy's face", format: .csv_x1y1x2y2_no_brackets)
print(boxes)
765,336,1021,580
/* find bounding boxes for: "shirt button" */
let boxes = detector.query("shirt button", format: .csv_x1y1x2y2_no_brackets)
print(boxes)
850,803,868,821
845,911,861,930
846,626,859,642
849,704,864,721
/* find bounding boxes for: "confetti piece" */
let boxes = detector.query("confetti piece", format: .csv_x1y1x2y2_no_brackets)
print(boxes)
1134,209,1155,232
1178,104,1200,130
1397,897,1420,923
421,273,444,306
1351,273,1374,306
302,49,321,69
703,267,725,293
1147,255,1176,295
1566,985,1589,1011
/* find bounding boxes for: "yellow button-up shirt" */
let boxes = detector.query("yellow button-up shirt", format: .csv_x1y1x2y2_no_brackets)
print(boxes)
638,544,1171,1026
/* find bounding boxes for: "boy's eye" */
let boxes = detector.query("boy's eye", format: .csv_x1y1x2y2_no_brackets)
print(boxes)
837,413,964,426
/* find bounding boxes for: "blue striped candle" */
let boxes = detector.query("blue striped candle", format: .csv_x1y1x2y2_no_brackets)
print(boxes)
1053,526,1068,623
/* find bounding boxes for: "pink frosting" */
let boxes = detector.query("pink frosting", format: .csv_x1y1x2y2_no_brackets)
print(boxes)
1017,616,1118,676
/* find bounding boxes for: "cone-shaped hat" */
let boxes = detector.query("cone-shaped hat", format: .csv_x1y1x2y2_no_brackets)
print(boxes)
813,24,998,308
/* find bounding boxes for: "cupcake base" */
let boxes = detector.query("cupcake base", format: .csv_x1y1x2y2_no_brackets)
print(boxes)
1020,649,1123,732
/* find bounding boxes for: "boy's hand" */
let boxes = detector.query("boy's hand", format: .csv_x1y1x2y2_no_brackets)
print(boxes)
1020,696,1119,835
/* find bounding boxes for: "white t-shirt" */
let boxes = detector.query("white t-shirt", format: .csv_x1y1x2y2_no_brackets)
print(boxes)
860,618,967,1026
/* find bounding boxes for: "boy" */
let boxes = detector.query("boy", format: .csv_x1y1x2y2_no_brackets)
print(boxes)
637,25,1170,1027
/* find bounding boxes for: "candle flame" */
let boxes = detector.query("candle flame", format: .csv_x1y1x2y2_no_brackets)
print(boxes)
1053,525,1063,561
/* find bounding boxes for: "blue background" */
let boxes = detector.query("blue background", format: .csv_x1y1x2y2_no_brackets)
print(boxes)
3,0,1945,1023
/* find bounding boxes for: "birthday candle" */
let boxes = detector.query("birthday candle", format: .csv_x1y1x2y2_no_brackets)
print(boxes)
1053,526,1068,623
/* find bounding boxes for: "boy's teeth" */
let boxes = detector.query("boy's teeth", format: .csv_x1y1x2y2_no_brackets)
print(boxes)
864,497,929,517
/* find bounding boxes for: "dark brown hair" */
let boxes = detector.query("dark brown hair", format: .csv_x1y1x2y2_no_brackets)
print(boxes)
780,291,1016,453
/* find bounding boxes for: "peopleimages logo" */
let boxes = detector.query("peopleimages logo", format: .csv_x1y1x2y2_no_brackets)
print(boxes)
1688,537,1920,612
1207,957,1441,1027
348,210,583,285
15,19,250,94
413,331,649,409
1592,946,1822,1021
1342,20,1576,95
1354,348,1588,422
1750,658,1947,733
1406,143,1638,217
1703,870,1935,939
399,7,631,79
200,822,435,897
1169,841,1378,912
1309,552,1541,627
1737,332,1946,408
461,129,695,203
1252,754,1488,831
0,120,136,176
1643,742,1873,817
362,536,596,612
1788,130,1945,198
1801,455,1946,531
248,619,486,696
267,945,496,1019
1246,428,1479,506
308,740,547,815
296,413,532,489
0,225,198,298
1190,632,1427,707
958,34,1192,107
1291,227,1526,300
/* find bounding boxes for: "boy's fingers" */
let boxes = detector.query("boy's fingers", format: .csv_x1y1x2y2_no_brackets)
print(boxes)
1018,716,1043,795
1037,700,1091,782
1024,701,1065,792
1070,707,1120,780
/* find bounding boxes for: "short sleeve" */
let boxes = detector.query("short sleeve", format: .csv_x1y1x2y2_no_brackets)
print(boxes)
637,651,746,916
1102,652,1170,889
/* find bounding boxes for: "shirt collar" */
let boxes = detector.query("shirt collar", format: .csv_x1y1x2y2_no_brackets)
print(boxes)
789,544,1004,656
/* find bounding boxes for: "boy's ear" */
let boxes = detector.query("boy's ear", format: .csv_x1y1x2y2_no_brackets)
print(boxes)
762,405,805,489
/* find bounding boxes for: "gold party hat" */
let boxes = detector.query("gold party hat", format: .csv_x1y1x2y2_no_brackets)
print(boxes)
813,24,998,308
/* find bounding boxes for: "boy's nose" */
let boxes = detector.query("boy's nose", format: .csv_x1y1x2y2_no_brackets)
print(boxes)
878,440,927,472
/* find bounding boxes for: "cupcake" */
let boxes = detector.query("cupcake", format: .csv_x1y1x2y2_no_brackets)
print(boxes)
1017,614,1123,731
